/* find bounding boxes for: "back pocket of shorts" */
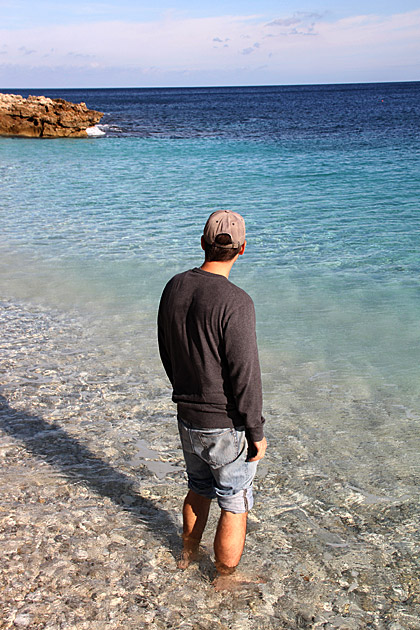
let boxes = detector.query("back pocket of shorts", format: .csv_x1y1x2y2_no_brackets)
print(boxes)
196,429,238,467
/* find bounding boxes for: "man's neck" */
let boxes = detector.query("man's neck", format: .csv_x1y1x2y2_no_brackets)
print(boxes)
200,258,237,279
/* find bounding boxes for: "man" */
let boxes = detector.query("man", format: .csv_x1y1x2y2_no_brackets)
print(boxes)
157,210,267,582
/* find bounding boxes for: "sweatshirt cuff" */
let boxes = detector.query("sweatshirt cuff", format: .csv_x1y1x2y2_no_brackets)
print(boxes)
246,420,265,443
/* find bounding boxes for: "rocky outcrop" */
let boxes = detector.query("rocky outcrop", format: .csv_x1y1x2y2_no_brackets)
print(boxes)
0,93,104,138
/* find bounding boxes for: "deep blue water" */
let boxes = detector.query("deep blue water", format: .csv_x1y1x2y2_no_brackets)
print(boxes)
5,82,420,141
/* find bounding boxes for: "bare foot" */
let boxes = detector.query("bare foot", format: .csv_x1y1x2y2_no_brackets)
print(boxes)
177,547,199,570
212,571,266,592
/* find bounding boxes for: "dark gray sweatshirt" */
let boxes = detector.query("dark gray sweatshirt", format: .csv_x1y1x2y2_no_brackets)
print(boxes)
157,267,265,442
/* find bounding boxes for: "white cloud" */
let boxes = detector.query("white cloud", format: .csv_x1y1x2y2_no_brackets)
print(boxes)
0,9,419,86
19,45,36,55
266,12,323,29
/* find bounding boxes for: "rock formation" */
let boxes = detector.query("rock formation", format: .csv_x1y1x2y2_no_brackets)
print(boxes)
0,93,104,138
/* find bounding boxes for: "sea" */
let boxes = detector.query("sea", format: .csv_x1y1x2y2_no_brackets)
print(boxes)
1,83,420,622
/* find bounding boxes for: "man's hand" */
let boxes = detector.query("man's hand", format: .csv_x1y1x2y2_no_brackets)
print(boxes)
247,436,267,462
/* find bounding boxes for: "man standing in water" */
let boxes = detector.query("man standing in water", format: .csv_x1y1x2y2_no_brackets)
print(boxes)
158,210,266,585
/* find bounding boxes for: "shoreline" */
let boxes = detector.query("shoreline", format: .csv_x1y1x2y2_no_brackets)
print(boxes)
1,299,419,629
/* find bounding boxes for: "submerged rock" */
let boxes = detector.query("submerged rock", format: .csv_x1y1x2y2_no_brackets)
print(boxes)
0,93,104,138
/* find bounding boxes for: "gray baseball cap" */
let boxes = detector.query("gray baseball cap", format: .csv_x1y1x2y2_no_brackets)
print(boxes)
203,210,246,249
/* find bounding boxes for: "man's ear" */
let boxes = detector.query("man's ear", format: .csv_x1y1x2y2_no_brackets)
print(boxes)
239,240,246,256
201,235,206,251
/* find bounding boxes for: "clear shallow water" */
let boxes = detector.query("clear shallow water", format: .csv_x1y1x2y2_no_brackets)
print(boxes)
1,84,420,462
1,87,419,401
1,83,420,623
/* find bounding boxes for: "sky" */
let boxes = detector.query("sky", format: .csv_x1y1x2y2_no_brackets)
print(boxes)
0,1,419,88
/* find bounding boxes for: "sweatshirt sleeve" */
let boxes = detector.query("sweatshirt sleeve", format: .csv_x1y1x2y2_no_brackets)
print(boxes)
223,296,265,442
157,284,174,385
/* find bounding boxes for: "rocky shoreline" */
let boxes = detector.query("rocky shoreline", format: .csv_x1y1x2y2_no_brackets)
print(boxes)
0,94,103,138
1,299,419,629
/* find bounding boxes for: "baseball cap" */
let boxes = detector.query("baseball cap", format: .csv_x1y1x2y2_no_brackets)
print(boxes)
203,210,246,249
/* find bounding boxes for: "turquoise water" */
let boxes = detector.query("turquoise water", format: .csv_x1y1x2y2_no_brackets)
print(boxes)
1,132,419,406
1,85,419,623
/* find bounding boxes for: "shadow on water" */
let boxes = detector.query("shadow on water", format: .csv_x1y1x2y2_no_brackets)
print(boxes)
0,394,179,555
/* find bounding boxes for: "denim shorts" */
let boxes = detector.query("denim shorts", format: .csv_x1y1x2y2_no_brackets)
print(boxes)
177,417,258,514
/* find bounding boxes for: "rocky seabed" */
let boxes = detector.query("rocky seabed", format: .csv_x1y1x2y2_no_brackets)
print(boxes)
0,300,419,630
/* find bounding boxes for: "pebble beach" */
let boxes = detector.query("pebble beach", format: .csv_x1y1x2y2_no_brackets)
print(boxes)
1,299,419,630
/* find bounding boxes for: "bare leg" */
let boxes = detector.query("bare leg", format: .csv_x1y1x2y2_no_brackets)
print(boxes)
178,489,212,569
213,509,263,591
214,509,247,575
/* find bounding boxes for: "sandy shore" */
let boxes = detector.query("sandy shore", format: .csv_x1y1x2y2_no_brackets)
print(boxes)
1,299,419,630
